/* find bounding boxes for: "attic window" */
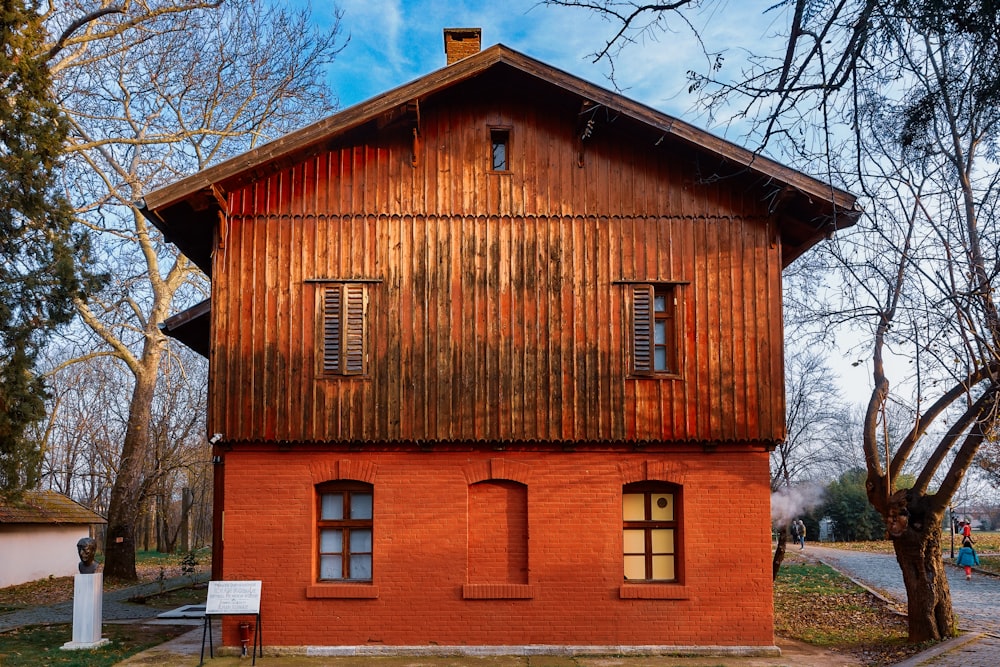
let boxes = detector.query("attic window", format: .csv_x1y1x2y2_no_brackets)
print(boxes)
490,128,510,171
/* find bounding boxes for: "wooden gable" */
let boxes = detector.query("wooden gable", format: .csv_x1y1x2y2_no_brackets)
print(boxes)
142,45,858,272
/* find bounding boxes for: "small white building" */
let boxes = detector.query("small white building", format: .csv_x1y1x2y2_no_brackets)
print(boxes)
0,490,106,588
819,516,836,542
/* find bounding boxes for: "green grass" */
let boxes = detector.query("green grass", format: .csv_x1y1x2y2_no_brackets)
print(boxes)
134,546,210,566
774,560,918,663
0,623,192,667
979,554,1000,572
775,562,852,595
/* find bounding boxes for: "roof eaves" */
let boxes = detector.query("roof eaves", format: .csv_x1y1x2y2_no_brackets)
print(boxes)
0,490,106,525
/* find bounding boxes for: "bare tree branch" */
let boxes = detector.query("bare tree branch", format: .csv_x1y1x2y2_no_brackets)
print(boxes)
45,6,124,62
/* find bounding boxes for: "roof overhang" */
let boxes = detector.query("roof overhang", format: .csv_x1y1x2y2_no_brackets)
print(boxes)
161,299,211,358
0,490,106,525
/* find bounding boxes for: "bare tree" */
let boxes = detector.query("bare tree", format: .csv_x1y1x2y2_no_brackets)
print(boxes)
822,28,1000,635
41,0,345,579
145,344,210,553
976,440,1000,488
35,348,126,515
551,0,1000,641
773,347,853,489
769,346,852,577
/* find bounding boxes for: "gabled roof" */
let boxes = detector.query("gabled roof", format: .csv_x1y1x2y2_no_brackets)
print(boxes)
140,42,859,276
0,490,106,526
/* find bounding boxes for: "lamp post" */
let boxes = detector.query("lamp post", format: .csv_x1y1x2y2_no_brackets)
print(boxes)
949,506,955,559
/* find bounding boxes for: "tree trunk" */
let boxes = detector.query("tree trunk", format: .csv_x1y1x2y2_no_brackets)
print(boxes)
157,492,167,553
180,486,192,552
890,498,954,641
142,507,151,552
104,478,140,579
772,526,788,580
102,367,158,580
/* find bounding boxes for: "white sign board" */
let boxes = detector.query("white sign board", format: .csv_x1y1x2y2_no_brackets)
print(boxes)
205,580,262,615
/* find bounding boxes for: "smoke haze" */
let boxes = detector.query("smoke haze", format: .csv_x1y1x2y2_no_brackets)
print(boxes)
771,484,825,526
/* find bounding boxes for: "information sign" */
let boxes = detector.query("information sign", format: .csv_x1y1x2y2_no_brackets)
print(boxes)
205,580,262,615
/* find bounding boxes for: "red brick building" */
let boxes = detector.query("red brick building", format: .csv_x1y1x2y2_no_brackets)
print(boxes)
141,31,858,655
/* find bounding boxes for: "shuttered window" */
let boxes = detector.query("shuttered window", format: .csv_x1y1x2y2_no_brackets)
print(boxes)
631,284,678,376
320,283,368,376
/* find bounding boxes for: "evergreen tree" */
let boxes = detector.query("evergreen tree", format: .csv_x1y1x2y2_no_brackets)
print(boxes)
823,470,886,542
0,0,93,494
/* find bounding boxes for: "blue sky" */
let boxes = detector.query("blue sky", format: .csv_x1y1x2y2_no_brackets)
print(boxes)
316,0,790,136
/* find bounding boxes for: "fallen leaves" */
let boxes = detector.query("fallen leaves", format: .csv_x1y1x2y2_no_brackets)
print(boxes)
775,552,925,666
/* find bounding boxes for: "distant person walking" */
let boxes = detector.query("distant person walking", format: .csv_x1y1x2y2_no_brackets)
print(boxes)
962,519,973,542
794,519,806,549
956,537,980,580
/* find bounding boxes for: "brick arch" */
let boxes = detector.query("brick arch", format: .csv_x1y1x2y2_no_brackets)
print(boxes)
309,459,378,485
463,458,531,485
618,460,688,486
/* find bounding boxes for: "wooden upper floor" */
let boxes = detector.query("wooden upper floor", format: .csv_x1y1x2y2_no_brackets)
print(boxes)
142,44,858,447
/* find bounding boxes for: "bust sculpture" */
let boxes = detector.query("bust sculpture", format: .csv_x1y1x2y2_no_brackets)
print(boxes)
77,537,98,574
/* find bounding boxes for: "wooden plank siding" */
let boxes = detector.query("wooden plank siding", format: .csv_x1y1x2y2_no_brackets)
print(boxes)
209,88,785,445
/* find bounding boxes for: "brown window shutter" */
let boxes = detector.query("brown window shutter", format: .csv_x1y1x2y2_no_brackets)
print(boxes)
323,285,343,373
343,283,366,375
632,285,653,373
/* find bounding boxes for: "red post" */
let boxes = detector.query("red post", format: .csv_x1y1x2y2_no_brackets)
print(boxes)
238,621,251,657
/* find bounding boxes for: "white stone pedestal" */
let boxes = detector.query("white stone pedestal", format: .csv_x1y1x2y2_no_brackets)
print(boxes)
61,573,110,650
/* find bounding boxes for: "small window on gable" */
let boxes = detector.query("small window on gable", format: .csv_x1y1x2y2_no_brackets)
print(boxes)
490,128,510,171
318,283,369,377
631,283,679,376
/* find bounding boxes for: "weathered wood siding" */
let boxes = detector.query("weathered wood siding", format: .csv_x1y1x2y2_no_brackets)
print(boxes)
210,83,785,444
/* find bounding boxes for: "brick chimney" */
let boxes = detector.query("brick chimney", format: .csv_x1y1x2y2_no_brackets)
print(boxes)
443,28,481,65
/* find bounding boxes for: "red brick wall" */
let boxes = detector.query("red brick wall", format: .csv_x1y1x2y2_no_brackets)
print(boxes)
468,480,528,584
444,29,481,64
219,448,773,648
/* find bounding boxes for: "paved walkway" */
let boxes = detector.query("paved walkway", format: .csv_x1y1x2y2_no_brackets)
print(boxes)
0,572,209,633
808,545,1000,666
